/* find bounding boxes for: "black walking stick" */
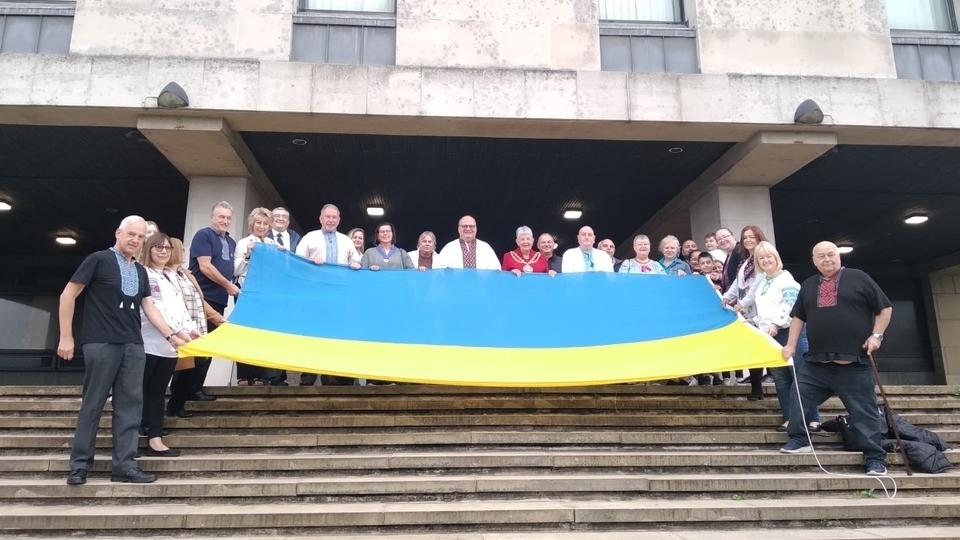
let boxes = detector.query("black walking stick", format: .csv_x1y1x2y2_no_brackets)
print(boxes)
867,352,913,476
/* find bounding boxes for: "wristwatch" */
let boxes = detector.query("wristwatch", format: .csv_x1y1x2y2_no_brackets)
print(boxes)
871,333,884,342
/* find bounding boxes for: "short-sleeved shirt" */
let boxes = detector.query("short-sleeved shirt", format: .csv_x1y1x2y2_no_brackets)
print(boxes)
791,268,892,363
69,249,149,345
188,226,236,306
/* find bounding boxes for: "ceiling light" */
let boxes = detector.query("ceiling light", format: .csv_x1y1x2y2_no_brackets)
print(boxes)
668,147,683,154
563,210,582,220
904,215,928,225
56,236,77,246
157,81,189,108
292,138,307,146
366,207,384,217
0,201,11,211
837,246,853,254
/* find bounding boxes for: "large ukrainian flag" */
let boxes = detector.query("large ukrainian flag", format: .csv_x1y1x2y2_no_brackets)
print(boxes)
179,246,786,386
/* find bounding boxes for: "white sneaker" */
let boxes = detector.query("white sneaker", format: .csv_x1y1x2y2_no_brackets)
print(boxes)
723,378,736,386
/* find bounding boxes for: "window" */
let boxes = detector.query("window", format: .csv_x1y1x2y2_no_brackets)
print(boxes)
886,0,955,32
0,1,75,54
599,0,682,23
301,0,395,14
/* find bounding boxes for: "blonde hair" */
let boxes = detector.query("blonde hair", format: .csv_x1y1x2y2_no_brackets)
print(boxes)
247,207,273,234
168,238,186,268
753,241,783,272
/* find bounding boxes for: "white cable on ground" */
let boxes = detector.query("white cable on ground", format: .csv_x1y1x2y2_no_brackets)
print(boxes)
789,362,899,499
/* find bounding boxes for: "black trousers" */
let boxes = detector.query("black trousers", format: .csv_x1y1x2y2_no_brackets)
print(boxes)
142,353,177,438
168,300,225,411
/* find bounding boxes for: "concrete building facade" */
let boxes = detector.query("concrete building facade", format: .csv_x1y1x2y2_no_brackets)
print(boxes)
2,0,960,384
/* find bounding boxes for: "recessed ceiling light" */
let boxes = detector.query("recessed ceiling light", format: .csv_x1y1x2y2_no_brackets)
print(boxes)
292,138,307,146
904,215,928,225
837,246,853,254
56,236,77,246
563,210,582,219
105,207,118,213
0,201,11,211
668,147,683,154
366,206,384,217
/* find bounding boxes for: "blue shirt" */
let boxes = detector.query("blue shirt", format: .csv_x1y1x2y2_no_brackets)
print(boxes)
659,257,692,276
189,226,236,306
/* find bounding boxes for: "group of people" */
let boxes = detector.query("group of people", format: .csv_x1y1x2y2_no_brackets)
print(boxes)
58,200,894,484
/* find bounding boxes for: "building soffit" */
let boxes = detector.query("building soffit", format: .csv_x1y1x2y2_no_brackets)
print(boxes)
630,131,838,252
136,115,298,231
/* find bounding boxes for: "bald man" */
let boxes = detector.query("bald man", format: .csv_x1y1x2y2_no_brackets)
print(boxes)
561,227,614,273
598,238,622,272
779,241,893,477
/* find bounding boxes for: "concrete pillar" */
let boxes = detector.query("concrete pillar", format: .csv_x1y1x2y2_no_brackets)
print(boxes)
924,273,960,385
183,176,263,388
690,186,776,249
183,176,264,253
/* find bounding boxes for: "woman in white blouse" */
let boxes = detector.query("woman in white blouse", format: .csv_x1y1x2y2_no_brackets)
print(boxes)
750,241,818,432
140,233,198,457
233,207,282,386
618,234,666,274
721,225,768,400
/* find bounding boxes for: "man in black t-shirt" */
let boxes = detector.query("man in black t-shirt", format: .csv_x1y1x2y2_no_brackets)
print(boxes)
58,216,190,486
778,241,893,476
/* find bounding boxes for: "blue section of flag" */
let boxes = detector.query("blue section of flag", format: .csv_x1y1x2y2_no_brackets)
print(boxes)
232,247,736,348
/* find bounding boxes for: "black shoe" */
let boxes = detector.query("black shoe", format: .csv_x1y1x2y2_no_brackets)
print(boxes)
111,467,157,483
140,427,170,437
145,447,181,457
269,381,289,386
712,377,724,386
166,408,194,418
190,391,217,402
66,469,88,485
696,375,711,386
747,390,764,401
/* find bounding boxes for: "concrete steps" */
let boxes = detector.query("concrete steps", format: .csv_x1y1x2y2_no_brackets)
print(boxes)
1,384,959,537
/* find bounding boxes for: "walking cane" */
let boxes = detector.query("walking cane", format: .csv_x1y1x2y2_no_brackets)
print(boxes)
867,352,913,476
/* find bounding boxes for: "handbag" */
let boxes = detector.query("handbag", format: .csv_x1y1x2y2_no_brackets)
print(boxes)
174,356,196,372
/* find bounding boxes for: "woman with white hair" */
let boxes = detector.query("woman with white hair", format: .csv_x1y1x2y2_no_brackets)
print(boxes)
502,226,550,276
619,235,666,274
658,235,691,276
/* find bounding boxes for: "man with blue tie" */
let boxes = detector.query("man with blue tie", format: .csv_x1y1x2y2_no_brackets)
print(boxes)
268,207,300,252
561,226,614,273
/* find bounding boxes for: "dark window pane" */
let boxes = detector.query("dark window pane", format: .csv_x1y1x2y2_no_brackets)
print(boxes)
892,44,923,79
663,36,697,73
0,16,5,47
951,47,960,82
631,36,666,73
291,23,329,63
327,24,362,64
0,15,41,54
919,45,954,81
37,16,73,54
362,26,395,65
599,35,632,71
0,295,60,350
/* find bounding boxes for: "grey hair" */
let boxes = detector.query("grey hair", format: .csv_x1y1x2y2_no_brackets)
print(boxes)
119,215,146,229
515,225,533,238
418,231,437,244
320,203,340,215
633,234,651,245
211,201,233,215
659,234,680,251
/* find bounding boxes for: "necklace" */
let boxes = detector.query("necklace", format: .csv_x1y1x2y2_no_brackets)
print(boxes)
376,244,396,263
509,250,541,273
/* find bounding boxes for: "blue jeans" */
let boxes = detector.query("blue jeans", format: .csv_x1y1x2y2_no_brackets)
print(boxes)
786,360,885,464
771,326,821,423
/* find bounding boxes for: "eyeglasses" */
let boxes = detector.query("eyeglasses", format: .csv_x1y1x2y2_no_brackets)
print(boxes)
459,225,476,229
153,245,173,252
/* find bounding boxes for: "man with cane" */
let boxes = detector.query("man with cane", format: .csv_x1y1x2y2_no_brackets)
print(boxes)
779,241,893,476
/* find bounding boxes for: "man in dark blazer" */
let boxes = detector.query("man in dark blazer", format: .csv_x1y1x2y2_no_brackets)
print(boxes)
268,207,301,252
716,227,742,293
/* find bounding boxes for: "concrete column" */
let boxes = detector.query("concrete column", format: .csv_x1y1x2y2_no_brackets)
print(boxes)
183,176,263,388
183,176,264,253
690,186,776,248
924,273,960,384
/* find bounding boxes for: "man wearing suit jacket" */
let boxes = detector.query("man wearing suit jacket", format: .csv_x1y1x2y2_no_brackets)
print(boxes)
294,203,356,386
716,227,742,293
268,207,300,253
561,226,614,273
